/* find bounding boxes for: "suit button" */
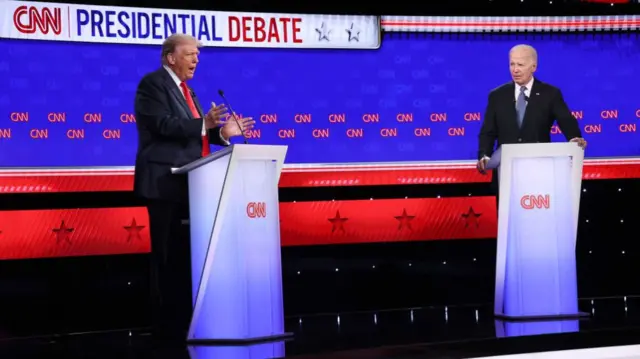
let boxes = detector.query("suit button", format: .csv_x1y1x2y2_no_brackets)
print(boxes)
518,138,522,142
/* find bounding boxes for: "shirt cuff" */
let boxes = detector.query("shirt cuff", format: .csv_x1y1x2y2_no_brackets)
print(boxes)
219,130,230,146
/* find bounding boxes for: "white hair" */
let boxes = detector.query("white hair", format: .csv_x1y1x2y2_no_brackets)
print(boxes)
509,44,538,65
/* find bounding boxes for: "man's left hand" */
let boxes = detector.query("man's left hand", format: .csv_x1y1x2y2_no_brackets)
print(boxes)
220,113,256,140
205,102,228,129
570,137,587,149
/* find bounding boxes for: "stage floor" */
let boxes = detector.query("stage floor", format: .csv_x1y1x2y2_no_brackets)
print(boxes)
1,296,640,358
470,345,640,359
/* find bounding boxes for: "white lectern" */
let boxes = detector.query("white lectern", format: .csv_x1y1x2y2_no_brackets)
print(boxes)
172,144,291,343
489,142,588,320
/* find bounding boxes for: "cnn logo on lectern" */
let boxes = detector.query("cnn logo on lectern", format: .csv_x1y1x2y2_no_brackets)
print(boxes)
520,195,551,210
246,202,267,218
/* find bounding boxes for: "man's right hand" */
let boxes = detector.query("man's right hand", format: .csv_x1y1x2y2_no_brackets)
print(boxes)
476,157,489,175
204,102,228,129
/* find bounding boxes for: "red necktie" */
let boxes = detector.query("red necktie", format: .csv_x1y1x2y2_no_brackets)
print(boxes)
180,82,210,157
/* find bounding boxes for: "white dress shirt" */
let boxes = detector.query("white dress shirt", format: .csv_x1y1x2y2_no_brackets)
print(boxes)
163,65,229,145
514,76,534,103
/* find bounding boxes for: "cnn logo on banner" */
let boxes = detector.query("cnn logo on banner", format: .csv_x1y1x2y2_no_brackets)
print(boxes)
520,195,551,210
13,5,62,35
246,202,266,218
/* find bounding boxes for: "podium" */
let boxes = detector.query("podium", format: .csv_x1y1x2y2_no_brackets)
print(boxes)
488,142,588,320
172,144,292,343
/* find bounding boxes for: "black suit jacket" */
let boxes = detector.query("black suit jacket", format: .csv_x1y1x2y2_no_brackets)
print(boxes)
133,67,228,202
478,78,582,160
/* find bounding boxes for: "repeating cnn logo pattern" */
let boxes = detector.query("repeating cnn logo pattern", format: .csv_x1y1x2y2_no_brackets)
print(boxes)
13,5,62,35
252,112,482,140
520,195,551,210
3,112,135,141
246,202,266,218
1,31,639,169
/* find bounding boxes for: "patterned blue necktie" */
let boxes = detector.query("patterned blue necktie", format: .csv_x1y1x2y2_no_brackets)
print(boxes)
516,86,527,128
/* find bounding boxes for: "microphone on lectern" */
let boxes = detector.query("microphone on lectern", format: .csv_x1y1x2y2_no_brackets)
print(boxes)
218,89,249,144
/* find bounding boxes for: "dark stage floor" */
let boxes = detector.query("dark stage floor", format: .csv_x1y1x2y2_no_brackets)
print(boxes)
2,296,640,358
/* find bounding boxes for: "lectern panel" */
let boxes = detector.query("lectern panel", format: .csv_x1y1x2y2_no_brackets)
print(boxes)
502,156,578,317
188,341,286,358
189,158,284,341
495,320,579,338
188,154,231,305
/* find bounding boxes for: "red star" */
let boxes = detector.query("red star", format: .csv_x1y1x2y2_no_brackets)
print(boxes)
328,210,348,233
395,208,415,231
53,220,74,244
124,218,145,242
461,207,482,228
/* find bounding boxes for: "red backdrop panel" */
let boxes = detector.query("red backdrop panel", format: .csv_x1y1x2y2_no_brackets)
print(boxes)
0,197,497,260
0,174,134,193
0,207,150,260
279,197,496,246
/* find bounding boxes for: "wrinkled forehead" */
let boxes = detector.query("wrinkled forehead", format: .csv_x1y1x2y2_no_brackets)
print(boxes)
509,50,533,64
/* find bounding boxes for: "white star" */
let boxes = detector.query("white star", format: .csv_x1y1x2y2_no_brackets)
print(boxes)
315,22,331,41
346,23,360,42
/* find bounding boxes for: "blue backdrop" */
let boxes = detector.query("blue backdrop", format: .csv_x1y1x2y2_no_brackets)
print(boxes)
0,33,638,167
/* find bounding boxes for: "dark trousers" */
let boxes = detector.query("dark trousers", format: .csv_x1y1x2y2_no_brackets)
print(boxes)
146,199,192,341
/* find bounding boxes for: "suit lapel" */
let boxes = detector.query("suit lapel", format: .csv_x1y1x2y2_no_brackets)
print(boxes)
504,83,519,129
160,68,193,118
520,79,540,130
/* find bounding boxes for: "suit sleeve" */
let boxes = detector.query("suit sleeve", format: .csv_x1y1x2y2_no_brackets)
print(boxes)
134,77,203,139
551,89,582,140
478,92,498,160
208,127,230,146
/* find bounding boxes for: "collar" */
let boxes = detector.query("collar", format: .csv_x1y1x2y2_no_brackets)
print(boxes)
516,77,535,92
163,65,182,87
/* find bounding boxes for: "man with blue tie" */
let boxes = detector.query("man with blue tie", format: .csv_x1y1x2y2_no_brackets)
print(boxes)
476,44,587,203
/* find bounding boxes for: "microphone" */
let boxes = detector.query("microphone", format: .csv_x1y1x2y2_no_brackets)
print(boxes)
218,89,249,144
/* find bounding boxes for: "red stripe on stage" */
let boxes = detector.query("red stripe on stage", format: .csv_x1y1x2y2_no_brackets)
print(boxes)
582,164,640,180
0,160,633,259
0,197,496,260
0,161,638,193
279,197,497,246
0,208,150,260
279,167,488,187
0,174,135,193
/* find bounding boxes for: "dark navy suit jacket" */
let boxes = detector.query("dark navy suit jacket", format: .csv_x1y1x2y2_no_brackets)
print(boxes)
133,67,228,202
478,78,582,193
478,78,582,160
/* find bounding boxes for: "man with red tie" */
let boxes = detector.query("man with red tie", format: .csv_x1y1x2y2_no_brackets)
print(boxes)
133,33,254,342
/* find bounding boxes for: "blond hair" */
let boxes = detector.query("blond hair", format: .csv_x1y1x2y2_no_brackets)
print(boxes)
160,33,201,64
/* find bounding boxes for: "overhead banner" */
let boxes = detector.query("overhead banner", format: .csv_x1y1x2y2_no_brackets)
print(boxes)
1,1,380,48
381,15,640,32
